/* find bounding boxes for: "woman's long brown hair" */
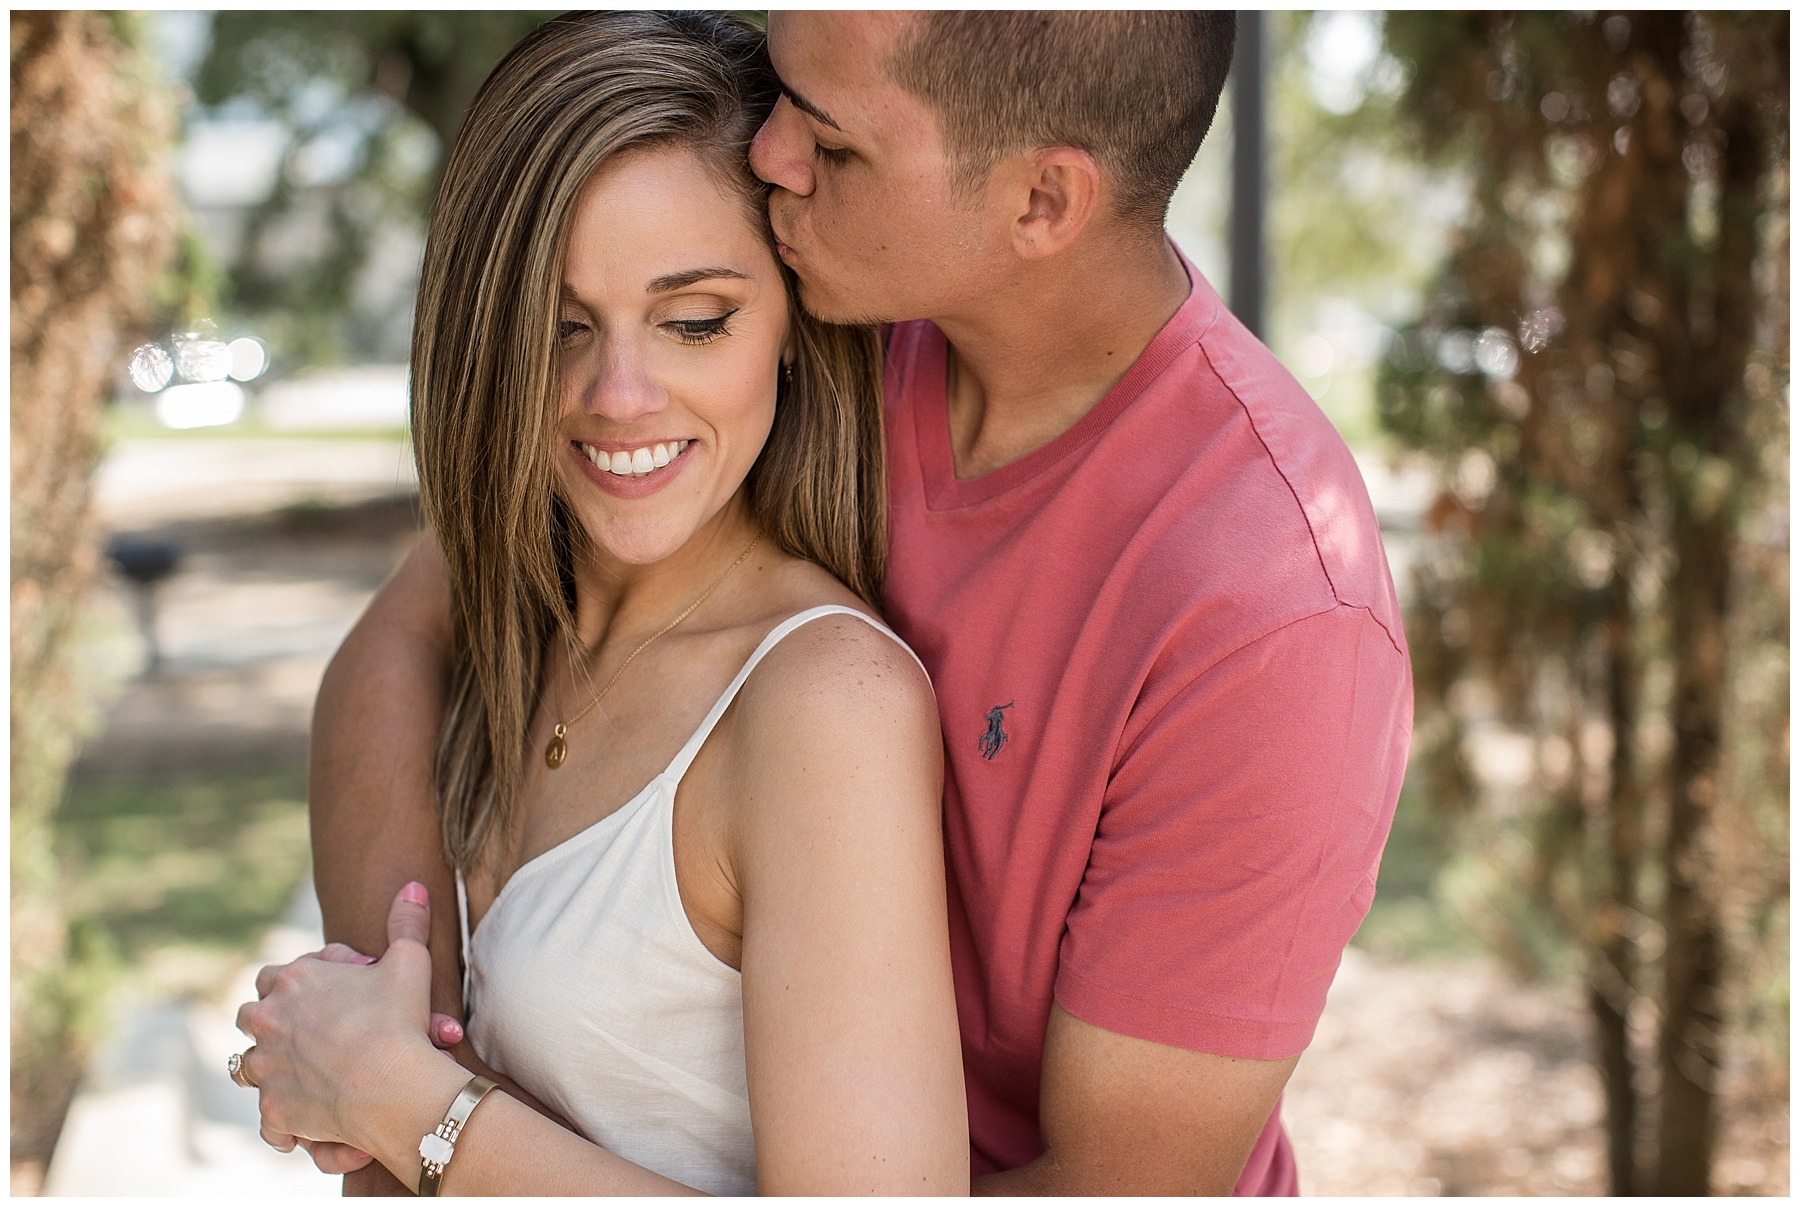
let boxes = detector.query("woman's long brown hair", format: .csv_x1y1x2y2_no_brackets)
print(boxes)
412,12,885,872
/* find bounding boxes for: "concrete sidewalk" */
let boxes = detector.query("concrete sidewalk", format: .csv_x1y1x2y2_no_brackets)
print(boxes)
43,884,340,1196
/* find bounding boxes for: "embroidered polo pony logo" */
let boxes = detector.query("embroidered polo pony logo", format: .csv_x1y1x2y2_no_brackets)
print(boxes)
978,701,1014,761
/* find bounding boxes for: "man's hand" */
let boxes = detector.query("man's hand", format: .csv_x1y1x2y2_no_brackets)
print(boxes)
973,1003,1299,1196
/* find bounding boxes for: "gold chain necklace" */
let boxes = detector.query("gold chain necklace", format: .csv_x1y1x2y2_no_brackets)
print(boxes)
545,533,761,769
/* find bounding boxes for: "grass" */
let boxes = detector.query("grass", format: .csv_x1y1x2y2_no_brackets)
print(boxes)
54,764,314,999
103,399,410,444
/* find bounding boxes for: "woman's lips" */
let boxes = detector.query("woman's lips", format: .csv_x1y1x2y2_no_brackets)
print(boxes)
570,438,691,497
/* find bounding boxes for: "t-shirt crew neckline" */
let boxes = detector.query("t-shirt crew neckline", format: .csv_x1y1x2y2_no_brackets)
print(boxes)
913,245,1220,512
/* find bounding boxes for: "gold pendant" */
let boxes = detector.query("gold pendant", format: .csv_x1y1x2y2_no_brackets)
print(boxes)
545,724,568,769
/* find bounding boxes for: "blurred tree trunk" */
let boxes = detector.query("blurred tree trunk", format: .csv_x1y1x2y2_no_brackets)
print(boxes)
1564,18,1684,1191
1651,17,1783,1188
10,11,177,1188
1592,562,1642,1194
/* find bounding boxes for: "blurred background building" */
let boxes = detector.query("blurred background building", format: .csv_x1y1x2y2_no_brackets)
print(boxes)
10,10,1787,1196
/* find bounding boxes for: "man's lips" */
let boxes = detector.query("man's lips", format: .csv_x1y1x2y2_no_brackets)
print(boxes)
768,200,796,259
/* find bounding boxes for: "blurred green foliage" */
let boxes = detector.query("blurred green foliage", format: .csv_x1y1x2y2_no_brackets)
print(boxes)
1264,13,1470,447
188,12,556,365
56,768,312,996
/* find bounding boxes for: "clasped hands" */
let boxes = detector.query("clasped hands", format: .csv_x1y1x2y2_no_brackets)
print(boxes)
234,882,468,1176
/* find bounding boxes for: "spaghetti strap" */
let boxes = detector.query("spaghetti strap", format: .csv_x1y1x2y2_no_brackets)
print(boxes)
661,605,924,784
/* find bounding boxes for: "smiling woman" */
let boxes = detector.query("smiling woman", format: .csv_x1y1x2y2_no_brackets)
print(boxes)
548,149,786,565
410,17,888,872
236,10,967,1197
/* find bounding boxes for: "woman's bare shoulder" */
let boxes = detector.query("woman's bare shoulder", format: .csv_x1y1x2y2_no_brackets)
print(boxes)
737,606,936,738
732,554,933,721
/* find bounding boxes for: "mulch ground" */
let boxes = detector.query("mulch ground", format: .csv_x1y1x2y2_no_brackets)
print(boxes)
1285,944,1789,1195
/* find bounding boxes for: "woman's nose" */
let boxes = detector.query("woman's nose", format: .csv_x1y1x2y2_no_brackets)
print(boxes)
749,96,816,198
580,337,665,422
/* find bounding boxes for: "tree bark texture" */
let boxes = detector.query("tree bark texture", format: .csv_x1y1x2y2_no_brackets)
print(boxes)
1591,560,1644,1195
9,10,177,1178
1648,13,1784,1195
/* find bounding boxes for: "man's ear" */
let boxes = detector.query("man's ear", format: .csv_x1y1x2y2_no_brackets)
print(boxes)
1008,147,1103,261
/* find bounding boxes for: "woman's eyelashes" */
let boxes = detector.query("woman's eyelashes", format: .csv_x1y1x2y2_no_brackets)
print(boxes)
667,311,736,345
813,141,851,167
557,310,739,347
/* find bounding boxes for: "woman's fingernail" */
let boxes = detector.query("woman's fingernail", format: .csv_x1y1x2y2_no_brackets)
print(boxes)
400,881,428,906
440,1020,463,1043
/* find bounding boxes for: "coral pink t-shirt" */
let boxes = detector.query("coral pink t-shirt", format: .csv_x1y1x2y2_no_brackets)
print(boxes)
881,253,1412,1194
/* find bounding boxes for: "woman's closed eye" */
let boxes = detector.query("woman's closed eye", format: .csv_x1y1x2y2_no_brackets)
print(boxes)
813,141,851,167
558,313,736,346
667,311,737,345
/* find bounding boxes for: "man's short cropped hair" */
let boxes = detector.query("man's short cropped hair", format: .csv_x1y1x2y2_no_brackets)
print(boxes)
891,11,1236,229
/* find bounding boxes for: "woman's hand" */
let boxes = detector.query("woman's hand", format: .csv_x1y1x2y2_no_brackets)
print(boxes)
236,882,443,1155
255,942,469,1171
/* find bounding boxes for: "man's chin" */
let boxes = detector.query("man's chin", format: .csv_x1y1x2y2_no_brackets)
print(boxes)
793,278,895,329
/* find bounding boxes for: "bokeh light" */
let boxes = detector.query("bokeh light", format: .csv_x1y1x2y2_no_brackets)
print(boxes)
172,331,233,383
226,336,268,381
155,380,245,429
128,343,175,393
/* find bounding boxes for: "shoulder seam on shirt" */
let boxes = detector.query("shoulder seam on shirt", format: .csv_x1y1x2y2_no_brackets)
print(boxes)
1191,336,1407,657
1194,600,1399,685
1193,336,1341,598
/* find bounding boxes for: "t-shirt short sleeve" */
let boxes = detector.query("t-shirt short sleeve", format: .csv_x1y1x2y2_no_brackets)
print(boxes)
1054,603,1411,1061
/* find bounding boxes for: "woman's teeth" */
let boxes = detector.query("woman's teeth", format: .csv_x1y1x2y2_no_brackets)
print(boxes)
581,440,688,477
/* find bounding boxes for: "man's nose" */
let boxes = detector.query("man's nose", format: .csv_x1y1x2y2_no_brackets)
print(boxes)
749,96,816,197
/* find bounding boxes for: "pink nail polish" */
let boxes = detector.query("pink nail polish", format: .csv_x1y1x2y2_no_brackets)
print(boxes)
400,881,428,906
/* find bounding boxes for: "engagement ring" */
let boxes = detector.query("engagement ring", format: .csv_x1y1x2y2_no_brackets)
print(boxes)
228,1049,259,1090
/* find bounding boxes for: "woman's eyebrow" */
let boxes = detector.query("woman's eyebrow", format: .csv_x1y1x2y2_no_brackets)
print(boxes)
647,267,750,293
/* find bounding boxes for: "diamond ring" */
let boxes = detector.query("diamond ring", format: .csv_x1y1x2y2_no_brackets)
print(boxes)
228,1049,259,1090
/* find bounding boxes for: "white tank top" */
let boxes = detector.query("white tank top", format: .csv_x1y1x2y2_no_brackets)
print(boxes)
457,605,924,1196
